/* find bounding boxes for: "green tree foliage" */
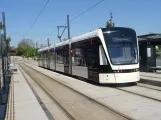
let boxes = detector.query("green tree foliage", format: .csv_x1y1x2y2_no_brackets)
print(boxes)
156,46,161,57
106,13,115,28
158,45,161,50
0,21,3,30
106,21,115,28
16,39,36,57
6,37,11,52
106,21,111,28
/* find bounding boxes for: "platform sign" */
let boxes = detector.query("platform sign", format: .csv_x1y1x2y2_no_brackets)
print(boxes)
147,48,151,57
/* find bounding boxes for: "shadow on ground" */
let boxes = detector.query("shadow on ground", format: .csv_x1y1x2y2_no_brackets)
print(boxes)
79,78,137,88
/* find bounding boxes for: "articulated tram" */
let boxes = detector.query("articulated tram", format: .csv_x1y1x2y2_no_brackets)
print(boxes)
38,27,140,84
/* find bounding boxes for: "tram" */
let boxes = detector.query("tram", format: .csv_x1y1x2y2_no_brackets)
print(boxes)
38,27,140,83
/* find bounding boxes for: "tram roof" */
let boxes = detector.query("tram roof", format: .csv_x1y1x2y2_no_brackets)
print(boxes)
38,27,136,52
55,29,100,48
38,46,49,52
38,29,101,51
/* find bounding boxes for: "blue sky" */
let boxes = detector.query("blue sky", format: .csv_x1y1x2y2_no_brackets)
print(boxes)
0,0,161,47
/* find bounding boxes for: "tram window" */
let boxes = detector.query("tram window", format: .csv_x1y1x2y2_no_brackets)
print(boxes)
48,49,54,57
41,52,44,58
99,45,108,65
56,50,64,64
37,52,41,61
44,51,47,58
72,48,86,66
43,52,45,60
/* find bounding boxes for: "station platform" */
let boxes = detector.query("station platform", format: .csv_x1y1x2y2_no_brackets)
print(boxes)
140,72,161,86
5,65,48,120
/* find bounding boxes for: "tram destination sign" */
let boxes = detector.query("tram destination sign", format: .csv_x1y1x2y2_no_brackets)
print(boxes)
112,37,132,42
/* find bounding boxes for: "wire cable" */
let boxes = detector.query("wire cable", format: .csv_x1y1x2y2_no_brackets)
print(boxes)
40,0,105,43
70,0,105,22
24,0,50,38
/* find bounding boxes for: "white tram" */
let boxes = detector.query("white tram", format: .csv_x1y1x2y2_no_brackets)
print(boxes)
38,27,140,84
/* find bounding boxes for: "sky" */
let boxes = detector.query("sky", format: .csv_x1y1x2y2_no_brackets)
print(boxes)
0,0,161,47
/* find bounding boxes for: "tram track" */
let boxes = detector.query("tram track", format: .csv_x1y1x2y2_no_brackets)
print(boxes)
18,65,75,120
19,63,132,120
25,62,161,103
116,84,161,103
137,83,161,92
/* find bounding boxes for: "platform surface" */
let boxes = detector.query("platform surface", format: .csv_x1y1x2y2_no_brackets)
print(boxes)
140,72,161,82
13,65,48,120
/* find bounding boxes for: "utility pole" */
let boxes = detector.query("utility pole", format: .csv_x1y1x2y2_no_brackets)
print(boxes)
2,12,7,71
0,31,2,91
57,26,67,42
0,33,5,91
67,15,70,39
36,42,38,49
2,12,6,42
57,15,71,42
47,38,50,46
57,15,72,74
109,12,113,25
110,12,115,27
67,15,72,74
106,12,115,28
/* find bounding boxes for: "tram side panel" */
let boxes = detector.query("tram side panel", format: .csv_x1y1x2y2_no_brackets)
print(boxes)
42,51,45,68
55,48,64,73
70,36,114,83
55,45,70,74
44,51,48,68
37,52,41,66
40,52,43,67
71,41,88,78
49,51,55,70
71,37,102,82
46,50,50,69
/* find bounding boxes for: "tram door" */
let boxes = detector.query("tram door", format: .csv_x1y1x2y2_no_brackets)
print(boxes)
87,46,99,81
64,51,69,74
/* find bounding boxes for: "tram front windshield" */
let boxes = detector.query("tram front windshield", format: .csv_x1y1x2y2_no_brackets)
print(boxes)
104,29,138,65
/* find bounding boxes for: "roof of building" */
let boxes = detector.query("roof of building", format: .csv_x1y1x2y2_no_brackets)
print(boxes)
138,33,161,42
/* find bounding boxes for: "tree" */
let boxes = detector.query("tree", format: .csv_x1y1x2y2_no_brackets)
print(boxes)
106,21,111,28
106,21,115,28
16,39,35,57
158,45,161,50
0,21,3,30
6,37,11,52
106,13,115,28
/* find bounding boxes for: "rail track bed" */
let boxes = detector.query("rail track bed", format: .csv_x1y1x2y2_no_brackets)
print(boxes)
116,84,161,102
20,64,130,120
22,63,161,120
